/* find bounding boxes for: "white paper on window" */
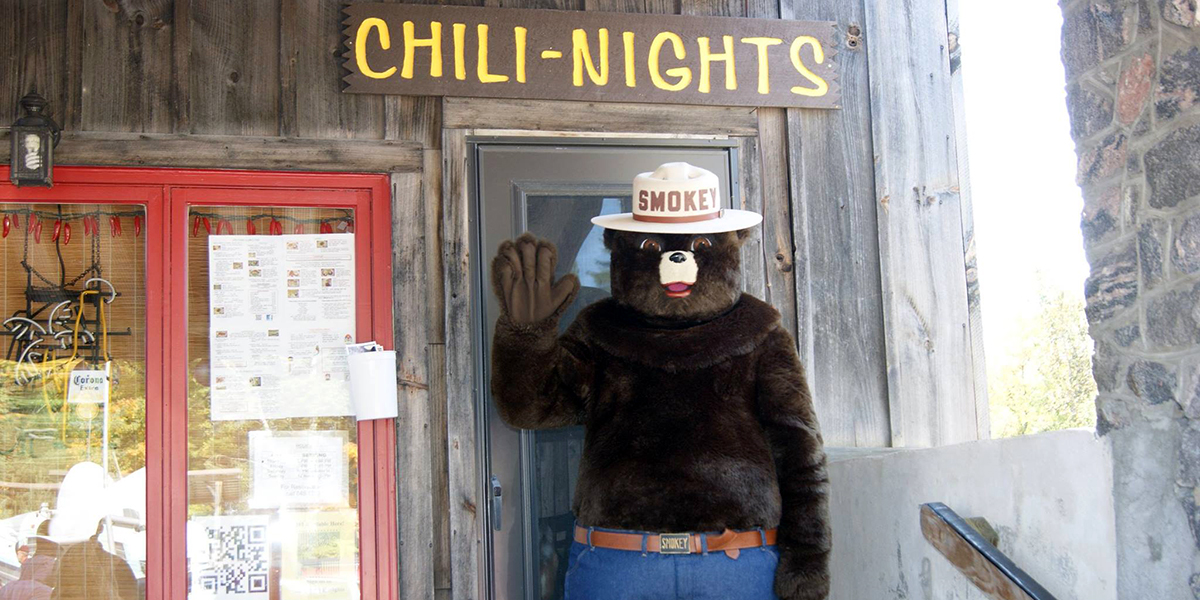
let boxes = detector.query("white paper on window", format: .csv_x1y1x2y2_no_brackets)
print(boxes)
207,234,356,420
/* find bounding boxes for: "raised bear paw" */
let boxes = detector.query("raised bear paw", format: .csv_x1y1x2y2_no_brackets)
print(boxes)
491,233,580,325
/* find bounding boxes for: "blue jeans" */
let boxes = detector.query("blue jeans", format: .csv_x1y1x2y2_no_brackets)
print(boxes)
563,530,781,600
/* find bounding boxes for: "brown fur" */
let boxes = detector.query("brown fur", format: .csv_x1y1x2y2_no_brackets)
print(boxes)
490,230,830,600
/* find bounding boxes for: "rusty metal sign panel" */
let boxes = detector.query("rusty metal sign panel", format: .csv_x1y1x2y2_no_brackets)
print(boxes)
342,4,840,109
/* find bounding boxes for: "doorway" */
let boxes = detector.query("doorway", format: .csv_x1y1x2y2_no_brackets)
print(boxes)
471,141,737,600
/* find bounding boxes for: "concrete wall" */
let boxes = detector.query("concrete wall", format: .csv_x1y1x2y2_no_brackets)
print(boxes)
828,429,1116,600
1059,0,1200,596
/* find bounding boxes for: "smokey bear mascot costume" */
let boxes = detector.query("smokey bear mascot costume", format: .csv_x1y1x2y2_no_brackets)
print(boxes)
489,162,830,600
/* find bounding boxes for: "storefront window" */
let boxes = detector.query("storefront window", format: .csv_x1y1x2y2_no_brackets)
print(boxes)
185,206,361,600
0,203,148,600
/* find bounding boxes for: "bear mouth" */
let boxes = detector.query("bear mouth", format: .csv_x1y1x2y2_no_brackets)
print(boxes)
662,281,694,298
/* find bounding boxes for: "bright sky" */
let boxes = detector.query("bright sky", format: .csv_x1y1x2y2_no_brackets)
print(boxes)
958,1,1092,368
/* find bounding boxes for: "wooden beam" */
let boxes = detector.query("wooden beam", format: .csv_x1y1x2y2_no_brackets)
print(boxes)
422,147,454,593
393,171,436,600
946,0,990,440
863,0,976,447
787,0,891,447
736,135,768,301
754,108,799,344
920,503,1054,600
443,97,758,136
441,127,483,600
0,131,422,173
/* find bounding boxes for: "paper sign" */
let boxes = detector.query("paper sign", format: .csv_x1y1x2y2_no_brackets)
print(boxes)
67,363,110,404
248,431,349,508
188,515,272,600
279,510,358,600
207,234,356,421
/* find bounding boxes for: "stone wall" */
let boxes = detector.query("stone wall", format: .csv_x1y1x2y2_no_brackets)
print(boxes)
1061,0,1200,596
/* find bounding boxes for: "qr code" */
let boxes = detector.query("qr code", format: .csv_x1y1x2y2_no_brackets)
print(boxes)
191,517,270,598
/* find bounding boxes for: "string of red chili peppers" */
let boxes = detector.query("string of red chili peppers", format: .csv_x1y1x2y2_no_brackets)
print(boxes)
0,210,145,244
187,212,355,237
0,210,353,243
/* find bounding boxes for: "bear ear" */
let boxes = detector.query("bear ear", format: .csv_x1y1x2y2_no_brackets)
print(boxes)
734,228,753,246
603,228,631,251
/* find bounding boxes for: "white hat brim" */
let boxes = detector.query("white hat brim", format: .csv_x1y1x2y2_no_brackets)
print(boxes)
591,209,762,234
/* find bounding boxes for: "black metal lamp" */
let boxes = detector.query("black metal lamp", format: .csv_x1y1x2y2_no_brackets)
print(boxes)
9,90,61,187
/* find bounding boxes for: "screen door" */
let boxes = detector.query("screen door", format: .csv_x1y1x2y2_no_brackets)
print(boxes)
473,143,736,600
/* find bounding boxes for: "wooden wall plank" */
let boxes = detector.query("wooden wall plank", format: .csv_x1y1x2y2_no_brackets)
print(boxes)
189,0,281,135
423,148,454,594
863,0,975,447
946,0,989,440
170,0,192,133
441,128,482,600
679,0,740,16
80,0,175,133
282,0,384,139
736,136,768,301
393,171,436,600
0,131,422,173
443,97,758,136
64,0,83,132
4,0,71,135
754,109,799,340
583,0,677,13
787,0,890,447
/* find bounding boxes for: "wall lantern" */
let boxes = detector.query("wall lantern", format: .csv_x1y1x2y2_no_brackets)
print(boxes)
10,90,61,187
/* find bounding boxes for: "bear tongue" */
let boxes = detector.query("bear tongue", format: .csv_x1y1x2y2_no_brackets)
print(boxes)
665,282,691,292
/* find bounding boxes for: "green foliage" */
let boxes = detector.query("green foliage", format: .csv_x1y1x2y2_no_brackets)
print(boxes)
988,285,1098,437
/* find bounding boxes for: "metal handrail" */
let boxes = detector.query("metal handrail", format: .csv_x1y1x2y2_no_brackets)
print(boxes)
920,502,1058,600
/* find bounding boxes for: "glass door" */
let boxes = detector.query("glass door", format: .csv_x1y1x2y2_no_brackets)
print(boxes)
474,143,735,600
0,184,163,600
168,181,395,600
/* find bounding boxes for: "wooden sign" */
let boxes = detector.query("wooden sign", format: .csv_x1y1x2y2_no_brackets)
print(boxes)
342,4,839,109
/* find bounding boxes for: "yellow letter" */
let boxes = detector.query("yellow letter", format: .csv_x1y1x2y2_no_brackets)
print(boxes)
698,35,736,93
648,32,690,92
515,27,528,83
355,17,397,79
572,28,610,87
623,31,636,87
453,23,466,80
789,36,828,97
401,20,443,79
477,24,509,83
740,37,781,94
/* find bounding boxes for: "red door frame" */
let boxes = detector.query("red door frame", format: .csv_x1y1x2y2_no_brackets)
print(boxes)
0,166,397,600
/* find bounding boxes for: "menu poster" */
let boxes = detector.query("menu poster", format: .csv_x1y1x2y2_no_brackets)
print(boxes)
248,430,350,508
208,234,356,421
279,510,358,600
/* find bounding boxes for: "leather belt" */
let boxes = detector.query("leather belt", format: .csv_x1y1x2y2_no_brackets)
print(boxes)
574,525,777,558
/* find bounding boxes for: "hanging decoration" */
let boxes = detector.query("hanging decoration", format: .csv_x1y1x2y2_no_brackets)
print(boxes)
1,205,133,395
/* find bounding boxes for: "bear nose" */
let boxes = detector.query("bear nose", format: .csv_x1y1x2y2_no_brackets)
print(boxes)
669,252,687,263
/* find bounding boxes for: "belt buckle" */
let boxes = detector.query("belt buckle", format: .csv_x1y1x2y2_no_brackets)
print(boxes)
659,533,692,555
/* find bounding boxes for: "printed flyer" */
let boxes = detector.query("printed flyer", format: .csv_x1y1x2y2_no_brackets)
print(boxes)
208,234,356,421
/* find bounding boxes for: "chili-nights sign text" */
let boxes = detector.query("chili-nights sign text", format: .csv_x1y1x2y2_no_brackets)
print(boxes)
342,4,840,109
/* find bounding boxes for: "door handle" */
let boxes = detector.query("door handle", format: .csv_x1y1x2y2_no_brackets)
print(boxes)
490,475,503,531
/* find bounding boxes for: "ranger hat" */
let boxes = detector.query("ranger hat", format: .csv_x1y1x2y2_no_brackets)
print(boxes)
591,162,762,234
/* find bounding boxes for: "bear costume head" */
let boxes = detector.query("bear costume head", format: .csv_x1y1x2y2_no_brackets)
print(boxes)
592,161,762,322
603,229,751,322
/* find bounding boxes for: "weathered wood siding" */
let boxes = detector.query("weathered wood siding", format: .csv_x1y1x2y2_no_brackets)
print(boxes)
0,0,980,597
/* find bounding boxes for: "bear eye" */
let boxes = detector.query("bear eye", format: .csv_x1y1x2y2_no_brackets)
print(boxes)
690,236,713,251
640,237,663,252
